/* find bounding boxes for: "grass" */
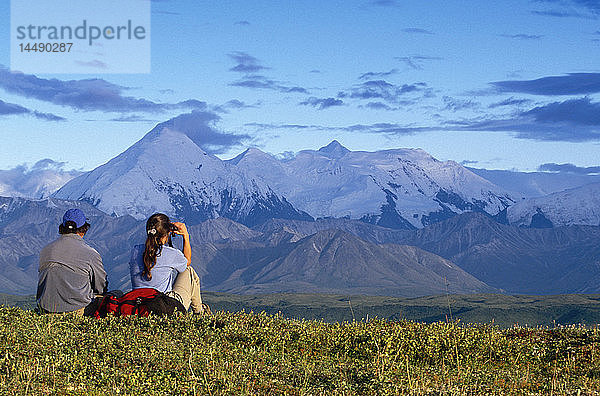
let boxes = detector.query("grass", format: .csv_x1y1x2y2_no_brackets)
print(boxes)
1,307,600,394
6,292,600,328
201,292,600,328
0,293,37,311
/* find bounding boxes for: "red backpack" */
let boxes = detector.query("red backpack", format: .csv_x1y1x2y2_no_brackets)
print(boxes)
93,288,186,318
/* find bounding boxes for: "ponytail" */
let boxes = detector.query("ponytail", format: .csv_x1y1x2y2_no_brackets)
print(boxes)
142,213,173,281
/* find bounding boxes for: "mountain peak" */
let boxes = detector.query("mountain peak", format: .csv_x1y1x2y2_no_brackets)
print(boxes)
228,147,270,165
317,140,350,158
142,110,245,156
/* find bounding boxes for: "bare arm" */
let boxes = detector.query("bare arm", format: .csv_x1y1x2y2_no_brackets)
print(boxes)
172,222,191,266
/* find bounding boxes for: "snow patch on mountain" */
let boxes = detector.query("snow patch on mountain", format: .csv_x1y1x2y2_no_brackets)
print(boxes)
507,183,600,227
54,124,310,226
52,112,519,230
0,160,82,199
468,167,600,198
230,142,518,228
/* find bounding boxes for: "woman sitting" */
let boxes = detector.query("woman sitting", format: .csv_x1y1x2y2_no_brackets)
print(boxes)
129,213,204,314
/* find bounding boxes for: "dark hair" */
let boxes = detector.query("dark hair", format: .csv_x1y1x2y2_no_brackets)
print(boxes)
59,221,90,235
143,213,173,281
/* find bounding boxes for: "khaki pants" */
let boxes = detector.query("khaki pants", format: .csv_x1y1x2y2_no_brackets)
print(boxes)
39,303,91,316
39,294,105,316
169,266,204,314
39,307,85,315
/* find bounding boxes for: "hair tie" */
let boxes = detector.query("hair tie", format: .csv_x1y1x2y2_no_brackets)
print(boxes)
147,229,157,235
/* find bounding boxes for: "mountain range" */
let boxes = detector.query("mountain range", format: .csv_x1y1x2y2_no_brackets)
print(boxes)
0,195,598,297
245,213,600,294
0,114,598,298
0,161,81,199
49,115,597,229
229,140,517,229
506,183,600,227
467,167,600,198
53,116,311,227
195,226,493,296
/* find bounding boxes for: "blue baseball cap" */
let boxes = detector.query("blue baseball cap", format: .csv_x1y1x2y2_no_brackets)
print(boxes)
62,208,88,228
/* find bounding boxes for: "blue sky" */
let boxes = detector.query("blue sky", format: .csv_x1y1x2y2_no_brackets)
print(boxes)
0,0,599,173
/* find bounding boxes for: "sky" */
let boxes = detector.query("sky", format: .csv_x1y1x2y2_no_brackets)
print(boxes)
0,0,599,174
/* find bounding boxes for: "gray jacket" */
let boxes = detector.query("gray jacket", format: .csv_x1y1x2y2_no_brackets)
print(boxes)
37,233,107,313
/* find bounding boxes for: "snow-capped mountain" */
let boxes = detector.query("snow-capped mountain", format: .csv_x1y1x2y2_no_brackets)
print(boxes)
230,141,519,229
467,167,600,198
52,111,519,230
0,161,82,199
506,183,600,227
53,116,311,226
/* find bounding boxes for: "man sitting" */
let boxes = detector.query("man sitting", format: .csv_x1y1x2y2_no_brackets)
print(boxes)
37,208,107,315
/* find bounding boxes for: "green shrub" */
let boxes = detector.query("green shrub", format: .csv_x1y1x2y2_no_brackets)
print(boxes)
0,307,599,394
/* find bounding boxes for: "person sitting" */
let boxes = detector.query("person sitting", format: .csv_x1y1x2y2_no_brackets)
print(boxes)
37,208,107,315
129,213,204,314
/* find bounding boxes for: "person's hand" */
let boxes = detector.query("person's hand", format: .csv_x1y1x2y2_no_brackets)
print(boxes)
171,222,189,237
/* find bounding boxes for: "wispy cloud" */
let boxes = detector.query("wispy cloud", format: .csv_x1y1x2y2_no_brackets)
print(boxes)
572,0,600,14
402,28,434,35
228,52,269,73
488,97,534,108
538,162,600,174
338,80,430,105
244,121,432,136
443,96,480,112
0,99,29,116
342,123,432,135
500,34,544,40
299,97,344,110
0,159,82,198
491,73,600,95
368,0,400,7
447,97,600,142
156,110,251,154
222,99,254,109
358,69,398,80
230,74,309,94
152,10,181,15
364,102,397,111
395,55,442,70
531,0,599,18
110,115,155,122
245,122,318,131
227,53,309,94
523,97,600,125
531,9,588,17
534,0,600,15
0,98,65,121
213,99,257,113
460,160,480,166
248,96,600,143
32,111,66,121
0,67,207,113
234,20,251,25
